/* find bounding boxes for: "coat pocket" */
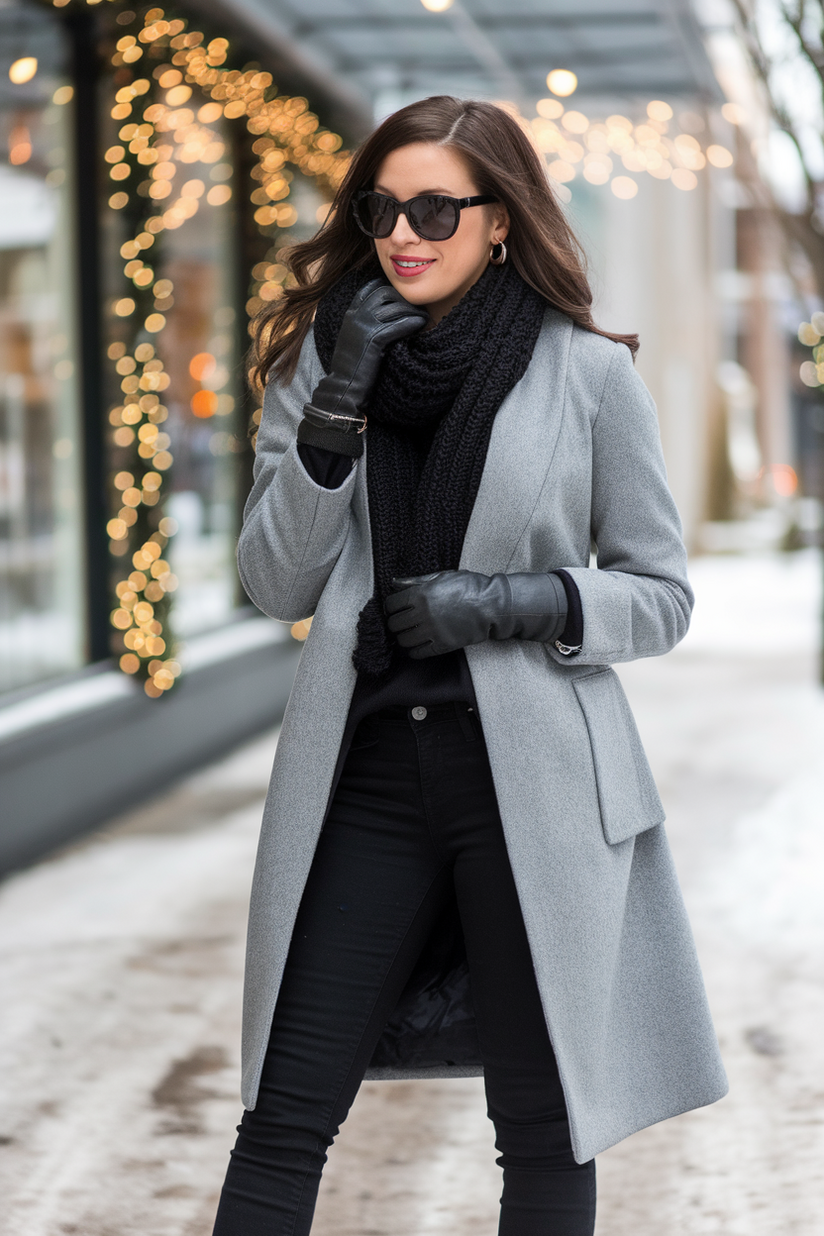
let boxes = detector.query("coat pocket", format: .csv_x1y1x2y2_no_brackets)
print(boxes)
572,668,665,845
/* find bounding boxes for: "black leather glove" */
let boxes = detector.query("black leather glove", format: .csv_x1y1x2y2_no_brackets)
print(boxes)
298,278,429,457
385,570,569,659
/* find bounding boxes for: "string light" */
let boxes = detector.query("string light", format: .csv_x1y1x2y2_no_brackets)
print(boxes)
49,1,350,693
721,102,746,125
531,95,734,201
8,123,32,164
546,70,577,98
798,313,824,395
9,56,38,83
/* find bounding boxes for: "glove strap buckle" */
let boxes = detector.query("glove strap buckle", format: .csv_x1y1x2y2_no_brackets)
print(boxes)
554,639,582,657
304,403,367,434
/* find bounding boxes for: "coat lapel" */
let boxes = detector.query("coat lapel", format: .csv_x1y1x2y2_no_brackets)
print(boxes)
460,309,573,574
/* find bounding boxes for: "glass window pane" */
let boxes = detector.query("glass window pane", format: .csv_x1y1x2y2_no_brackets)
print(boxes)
0,7,84,695
154,181,243,637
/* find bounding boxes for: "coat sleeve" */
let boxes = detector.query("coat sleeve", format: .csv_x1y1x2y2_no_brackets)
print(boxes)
237,330,360,623
548,342,694,665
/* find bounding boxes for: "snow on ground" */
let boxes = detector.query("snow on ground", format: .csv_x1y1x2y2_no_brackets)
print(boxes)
0,550,823,1235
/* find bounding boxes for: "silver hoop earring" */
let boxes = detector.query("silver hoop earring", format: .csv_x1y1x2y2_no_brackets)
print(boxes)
490,240,507,266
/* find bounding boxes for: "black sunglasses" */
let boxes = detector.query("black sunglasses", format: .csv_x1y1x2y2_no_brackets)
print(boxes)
352,190,498,242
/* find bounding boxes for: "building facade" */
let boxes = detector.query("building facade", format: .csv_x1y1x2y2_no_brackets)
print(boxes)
0,0,366,870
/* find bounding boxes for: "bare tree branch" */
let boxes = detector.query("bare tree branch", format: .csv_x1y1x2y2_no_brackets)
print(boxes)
731,0,824,297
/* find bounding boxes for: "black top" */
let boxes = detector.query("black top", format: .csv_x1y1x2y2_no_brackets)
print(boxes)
295,440,582,805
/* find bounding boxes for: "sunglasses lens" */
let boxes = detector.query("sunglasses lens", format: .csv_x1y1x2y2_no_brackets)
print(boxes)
355,193,395,238
408,196,457,240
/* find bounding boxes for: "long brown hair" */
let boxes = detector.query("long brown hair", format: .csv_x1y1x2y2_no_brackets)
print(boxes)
251,96,638,390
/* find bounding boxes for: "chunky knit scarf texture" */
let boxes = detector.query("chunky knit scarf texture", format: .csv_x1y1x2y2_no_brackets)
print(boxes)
313,259,547,677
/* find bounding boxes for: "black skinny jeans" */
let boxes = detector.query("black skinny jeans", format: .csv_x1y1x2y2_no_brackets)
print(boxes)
213,702,595,1235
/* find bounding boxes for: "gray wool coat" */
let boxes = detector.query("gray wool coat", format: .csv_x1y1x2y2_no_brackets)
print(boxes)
236,307,728,1165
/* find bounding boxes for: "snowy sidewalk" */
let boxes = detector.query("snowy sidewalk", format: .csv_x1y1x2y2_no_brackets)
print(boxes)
1,551,823,1235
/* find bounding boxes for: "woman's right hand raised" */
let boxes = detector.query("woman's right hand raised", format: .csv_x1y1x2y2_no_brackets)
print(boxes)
304,278,429,432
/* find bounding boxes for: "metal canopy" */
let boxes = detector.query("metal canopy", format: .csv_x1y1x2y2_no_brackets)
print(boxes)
227,0,722,123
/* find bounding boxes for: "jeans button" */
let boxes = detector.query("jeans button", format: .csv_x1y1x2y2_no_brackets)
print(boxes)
411,706,427,721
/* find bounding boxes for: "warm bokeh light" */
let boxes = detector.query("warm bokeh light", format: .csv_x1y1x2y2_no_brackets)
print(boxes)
798,318,824,349
611,176,638,199
771,464,798,497
533,93,733,203
671,168,698,191
583,159,611,185
673,134,704,170
166,84,192,106
8,125,31,165
9,57,37,84
189,352,217,381
548,160,575,183
536,98,564,120
198,102,223,123
206,184,232,205
420,0,454,9
646,100,673,122
721,102,746,125
606,114,633,133
706,145,733,168
191,389,219,418
561,111,588,134
547,69,577,97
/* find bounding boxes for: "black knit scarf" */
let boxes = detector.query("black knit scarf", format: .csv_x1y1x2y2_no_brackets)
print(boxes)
313,259,547,677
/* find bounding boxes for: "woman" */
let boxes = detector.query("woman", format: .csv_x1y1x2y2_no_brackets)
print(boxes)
212,96,727,1236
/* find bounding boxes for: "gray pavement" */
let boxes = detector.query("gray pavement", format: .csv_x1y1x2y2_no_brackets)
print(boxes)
1,550,822,1235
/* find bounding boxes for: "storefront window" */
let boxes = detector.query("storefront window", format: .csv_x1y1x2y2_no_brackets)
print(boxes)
0,1,348,703
158,218,242,637
0,5,84,695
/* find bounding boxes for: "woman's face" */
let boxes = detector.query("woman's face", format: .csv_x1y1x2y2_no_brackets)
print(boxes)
370,142,509,326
